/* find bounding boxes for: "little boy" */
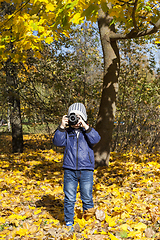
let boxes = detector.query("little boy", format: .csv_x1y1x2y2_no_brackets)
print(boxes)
53,103,101,229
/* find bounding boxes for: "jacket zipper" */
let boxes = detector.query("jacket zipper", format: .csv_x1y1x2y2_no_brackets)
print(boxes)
76,134,79,170
64,149,68,160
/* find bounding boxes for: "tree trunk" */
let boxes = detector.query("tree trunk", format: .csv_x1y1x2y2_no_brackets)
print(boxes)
5,59,23,153
7,107,11,132
94,10,120,167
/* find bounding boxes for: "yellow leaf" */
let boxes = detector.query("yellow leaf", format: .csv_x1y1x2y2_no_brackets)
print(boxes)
35,51,42,59
0,217,5,224
101,230,107,234
63,31,70,38
121,212,130,219
0,229,10,236
45,36,53,44
0,45,5,49
16,228,29,237
38,26,45,33
128,231,141,238
105,214,116,227
83,231,88,238
119,224,130,231
29,205,35,210
25,211,32,218
69,13,84,24
10,220,19,227
8,214,25,220
134,222,147,231
46,3,55,12
72,233,77,240
52,186,63,194
34,209,41,215
23,222,30,229
29,225,38,234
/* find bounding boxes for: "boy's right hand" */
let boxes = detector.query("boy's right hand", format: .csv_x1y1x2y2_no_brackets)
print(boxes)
60,115,68,129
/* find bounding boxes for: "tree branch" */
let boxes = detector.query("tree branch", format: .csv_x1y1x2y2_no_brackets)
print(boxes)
110,18,160,40
117,0,133,6
0,0,30,30
132,0,138,31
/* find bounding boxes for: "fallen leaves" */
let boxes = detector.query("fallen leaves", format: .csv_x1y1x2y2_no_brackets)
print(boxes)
95,209,106,222
83,208,95,221
0,134,160,239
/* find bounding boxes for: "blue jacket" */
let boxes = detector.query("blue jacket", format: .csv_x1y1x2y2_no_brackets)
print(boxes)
53,126,101,170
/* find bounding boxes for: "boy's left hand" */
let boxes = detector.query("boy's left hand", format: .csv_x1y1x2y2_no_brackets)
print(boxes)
76,115,89,131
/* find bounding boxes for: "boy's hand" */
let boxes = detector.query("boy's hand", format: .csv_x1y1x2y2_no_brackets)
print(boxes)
77,115,89,131
60,115,68,129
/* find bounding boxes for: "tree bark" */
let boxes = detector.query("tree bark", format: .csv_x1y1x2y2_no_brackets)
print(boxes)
5,59,23,153
94,10,120,167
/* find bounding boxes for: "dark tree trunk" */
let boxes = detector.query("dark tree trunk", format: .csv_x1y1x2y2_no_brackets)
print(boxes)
5,59,23,153
94,10,120,167
1,2,23,153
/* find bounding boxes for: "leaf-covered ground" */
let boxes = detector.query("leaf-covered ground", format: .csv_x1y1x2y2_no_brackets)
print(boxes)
0,134,160,239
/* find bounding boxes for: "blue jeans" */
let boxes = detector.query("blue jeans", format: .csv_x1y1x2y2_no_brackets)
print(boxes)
63,169,94,224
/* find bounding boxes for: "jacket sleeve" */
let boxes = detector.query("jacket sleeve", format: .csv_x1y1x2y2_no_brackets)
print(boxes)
84,127,101,147
52,126,67,147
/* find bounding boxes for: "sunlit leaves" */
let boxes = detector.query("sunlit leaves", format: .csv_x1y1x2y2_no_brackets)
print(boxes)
0,133,160,239
0,0,159,65
108,0,160,33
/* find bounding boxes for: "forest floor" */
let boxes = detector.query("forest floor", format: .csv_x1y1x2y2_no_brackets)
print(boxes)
0,133,160,240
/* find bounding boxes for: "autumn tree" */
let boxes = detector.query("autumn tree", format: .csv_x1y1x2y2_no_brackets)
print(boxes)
0,1,23,152
0,0,159,162
0,22,102,136
94,1,160,166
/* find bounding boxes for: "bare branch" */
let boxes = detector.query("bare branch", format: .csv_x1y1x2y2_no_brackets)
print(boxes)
110,18,160,40
132,0,138,30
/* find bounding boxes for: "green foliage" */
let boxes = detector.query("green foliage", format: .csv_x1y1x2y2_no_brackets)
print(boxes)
112,40,159,153
0,22,103,128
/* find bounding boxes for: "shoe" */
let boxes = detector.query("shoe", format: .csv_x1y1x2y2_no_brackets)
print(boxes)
66,222,74,233
68,225,74,233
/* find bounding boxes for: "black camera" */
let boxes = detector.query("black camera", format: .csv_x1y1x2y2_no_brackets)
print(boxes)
68,113,79,126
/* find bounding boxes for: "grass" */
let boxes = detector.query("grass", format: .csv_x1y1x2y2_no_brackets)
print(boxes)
0,122,57,135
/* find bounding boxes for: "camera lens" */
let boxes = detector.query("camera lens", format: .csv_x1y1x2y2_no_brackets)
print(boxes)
68,113,79,126
70,115,76,121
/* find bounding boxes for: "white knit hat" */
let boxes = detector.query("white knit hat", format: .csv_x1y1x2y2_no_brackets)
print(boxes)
68,103,87,121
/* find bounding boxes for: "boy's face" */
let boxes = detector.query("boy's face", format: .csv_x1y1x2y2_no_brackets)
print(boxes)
71,122,81,129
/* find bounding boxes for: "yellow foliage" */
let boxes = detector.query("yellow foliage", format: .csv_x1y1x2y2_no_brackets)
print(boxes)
45,36,53,44
0,0,158,67
105,214,116,227
8,214,26,221
0,133,160,239
69,13,84,24
46,3,55,12
108,232,119,240
16,228,29,237
0,218,5,224
133,222,147,231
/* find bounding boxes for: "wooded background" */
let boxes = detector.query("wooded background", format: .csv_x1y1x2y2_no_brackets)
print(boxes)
0,2,160,238
0,0,159,164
